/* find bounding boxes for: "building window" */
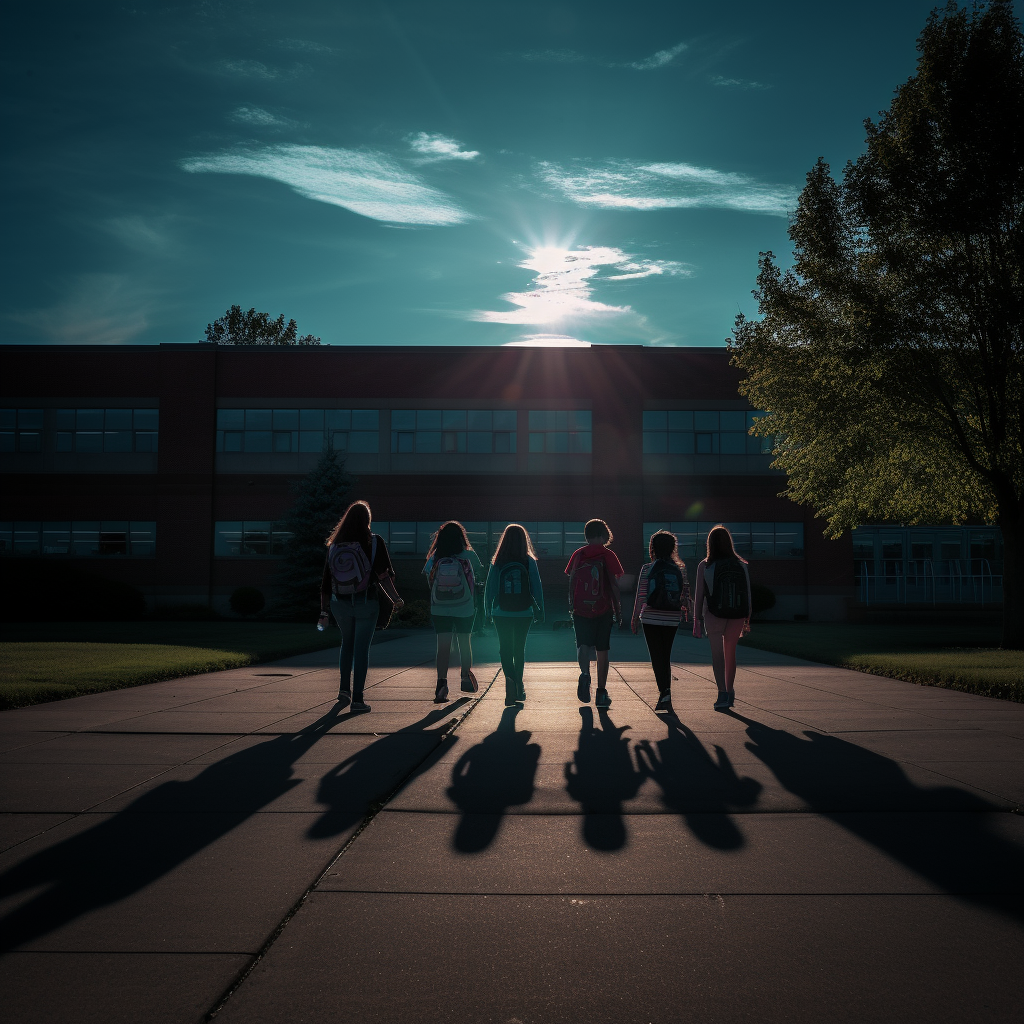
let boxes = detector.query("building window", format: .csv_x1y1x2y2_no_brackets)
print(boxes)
642,521,805,560
372,520,588,559
642,410,771,456
0,409,43,452
390,410,517,454
216,409,379,454
527,410,591,453
0,521,157,557
214,521,294,557
45,409,159,453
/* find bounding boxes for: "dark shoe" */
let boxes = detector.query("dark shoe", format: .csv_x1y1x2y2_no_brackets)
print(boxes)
461,669,479,693
725,691,736,707
595,688,611,709
516,680,526,701
505,685,519,705
714,691,729,710
350,699,370,713
655,690,672,713
336,690,351,709
434,679,450,703
577,672,591,703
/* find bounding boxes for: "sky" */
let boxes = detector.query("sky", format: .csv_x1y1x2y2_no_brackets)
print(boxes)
0,0,984,348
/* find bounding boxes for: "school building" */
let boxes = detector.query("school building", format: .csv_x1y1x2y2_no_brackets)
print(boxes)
0,344,1004,618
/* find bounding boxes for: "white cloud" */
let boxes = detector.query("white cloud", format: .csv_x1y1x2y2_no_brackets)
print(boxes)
539,159,797,217
469,244,688,336
9,274,151,345
625,41,687,70
230,106,303,129
180,145,473,226
406,132,480,164
218,59,280,79
104,216,176,255
280,38,335,54
711,74,770,89
504,335,591,347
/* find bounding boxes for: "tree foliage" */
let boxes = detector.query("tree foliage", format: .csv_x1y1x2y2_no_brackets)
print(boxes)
204,305,321,346
730,0,1023,646
274,444,352,618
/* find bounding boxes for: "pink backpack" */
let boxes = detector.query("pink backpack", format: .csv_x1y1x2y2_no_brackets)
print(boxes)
328,536,377,596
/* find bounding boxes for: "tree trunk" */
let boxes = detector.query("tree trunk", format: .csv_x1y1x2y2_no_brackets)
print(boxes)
998,510,1024,650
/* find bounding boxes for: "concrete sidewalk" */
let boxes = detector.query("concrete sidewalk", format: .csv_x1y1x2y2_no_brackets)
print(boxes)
1,628,1022,1023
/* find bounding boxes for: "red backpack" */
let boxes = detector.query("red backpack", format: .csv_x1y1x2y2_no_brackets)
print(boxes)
569,552,617,618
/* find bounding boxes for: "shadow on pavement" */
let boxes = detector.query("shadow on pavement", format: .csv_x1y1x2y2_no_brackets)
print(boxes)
447,705,540,852
635,713,762,849
733,711,1024,921
564,707,645,851
0,704,456,954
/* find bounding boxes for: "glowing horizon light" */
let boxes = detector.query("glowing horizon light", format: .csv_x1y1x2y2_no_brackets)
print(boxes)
504,334,592,347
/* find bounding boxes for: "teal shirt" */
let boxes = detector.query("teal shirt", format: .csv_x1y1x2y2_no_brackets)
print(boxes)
484,558,545,619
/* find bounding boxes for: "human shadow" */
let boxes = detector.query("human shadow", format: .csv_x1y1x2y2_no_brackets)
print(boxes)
564,707,645,850
0,706,349,954
446,704,540,852
634,712,762,850
732,711,1024,921
309,699,470,840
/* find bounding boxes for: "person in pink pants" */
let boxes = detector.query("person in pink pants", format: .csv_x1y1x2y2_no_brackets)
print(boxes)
691,525,752,710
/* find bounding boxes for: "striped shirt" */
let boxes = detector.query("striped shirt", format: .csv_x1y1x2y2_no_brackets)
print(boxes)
631,560,691,628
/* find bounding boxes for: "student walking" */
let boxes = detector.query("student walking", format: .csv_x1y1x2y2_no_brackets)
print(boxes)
484,524,545,704
319,500,404,713
692,524,752,710
565,518,623,708
631,530,690,712
423,521,483,702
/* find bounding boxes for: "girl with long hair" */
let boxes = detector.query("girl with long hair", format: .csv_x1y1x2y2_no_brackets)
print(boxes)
422,521,483,702
483,524,545,704
319,500,404,712
630,530,690,712
691,525,752,709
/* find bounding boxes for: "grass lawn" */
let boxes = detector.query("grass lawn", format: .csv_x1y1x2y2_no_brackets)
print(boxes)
740,622,1023,702
0,621,345,710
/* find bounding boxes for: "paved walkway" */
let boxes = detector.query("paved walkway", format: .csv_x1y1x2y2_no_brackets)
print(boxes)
1,629,1022,1023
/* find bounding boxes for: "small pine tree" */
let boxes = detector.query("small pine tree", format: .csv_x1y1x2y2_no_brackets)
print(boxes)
275,441,352,617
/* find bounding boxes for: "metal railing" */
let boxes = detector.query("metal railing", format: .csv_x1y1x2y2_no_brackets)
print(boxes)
857,558,1003,606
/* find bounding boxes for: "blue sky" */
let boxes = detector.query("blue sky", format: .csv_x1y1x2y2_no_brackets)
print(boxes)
1,1,979,347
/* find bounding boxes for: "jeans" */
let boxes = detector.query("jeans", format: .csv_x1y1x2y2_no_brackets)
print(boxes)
642,622,676,693
332,595,379,699
494,617,532,696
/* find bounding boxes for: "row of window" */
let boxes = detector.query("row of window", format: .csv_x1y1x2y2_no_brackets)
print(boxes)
851,526,1002,567
214,522,294,557
216,409,380,454
0,522,157,557
0,409,159,454
642,410,772,456
390,409,519,455
643,522,805,560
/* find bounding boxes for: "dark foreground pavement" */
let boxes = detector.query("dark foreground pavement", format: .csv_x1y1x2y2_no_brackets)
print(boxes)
1,628,1021,1023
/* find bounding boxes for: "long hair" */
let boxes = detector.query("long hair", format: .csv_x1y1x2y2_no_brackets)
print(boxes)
706,524,746,565
584,518,613,545
427,520,471,560
492,523,537,565
326,500,371,547
649,529,684,568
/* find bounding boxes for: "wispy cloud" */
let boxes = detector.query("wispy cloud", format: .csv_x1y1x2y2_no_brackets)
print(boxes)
539,159,796,216
104,216,177,255
230,106,304,129
711,74,770,89
280,38,335,54
180,145,473,226
217,60,310,80
469,245,688,337
624,41,687,70
406,132,480,164
519,49,586,63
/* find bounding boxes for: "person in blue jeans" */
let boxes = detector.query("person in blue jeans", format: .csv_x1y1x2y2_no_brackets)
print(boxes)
484,524,545,704
318,500,404,713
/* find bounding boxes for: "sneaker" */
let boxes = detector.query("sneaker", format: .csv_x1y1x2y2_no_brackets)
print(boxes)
434,679,450,703
725,691,736,707
655,690,672,713
595,688,611,708
516,680,526,701
461,669,480,693
713,691,730,710
577,672,591,703
336,690,351,709
350,699,370,713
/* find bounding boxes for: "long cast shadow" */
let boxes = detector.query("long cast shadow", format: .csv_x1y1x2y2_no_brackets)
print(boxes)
564,707,645,850
0,703,455,953
446,704,540,852
635,712,762,849
732,711,1024,921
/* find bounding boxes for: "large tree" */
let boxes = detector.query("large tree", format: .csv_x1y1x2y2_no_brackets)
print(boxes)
730,0,1023,647
203,305,321,346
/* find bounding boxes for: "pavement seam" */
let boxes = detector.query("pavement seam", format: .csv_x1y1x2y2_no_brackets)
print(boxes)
201,666,501,1022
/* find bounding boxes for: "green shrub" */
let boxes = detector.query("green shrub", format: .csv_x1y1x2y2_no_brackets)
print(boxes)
230,586,266,616
394,597,431,627
152,603,223,621
0,560,146,621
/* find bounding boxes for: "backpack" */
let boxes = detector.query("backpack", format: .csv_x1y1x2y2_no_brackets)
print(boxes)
430,556,475,617
496,561,532,613
705,556,749,619
329,536,377,596
646,559,684,612
569,553,614,618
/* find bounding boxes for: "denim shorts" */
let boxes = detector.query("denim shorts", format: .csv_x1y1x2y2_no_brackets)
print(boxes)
433,614,476,634
572,611,613,651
